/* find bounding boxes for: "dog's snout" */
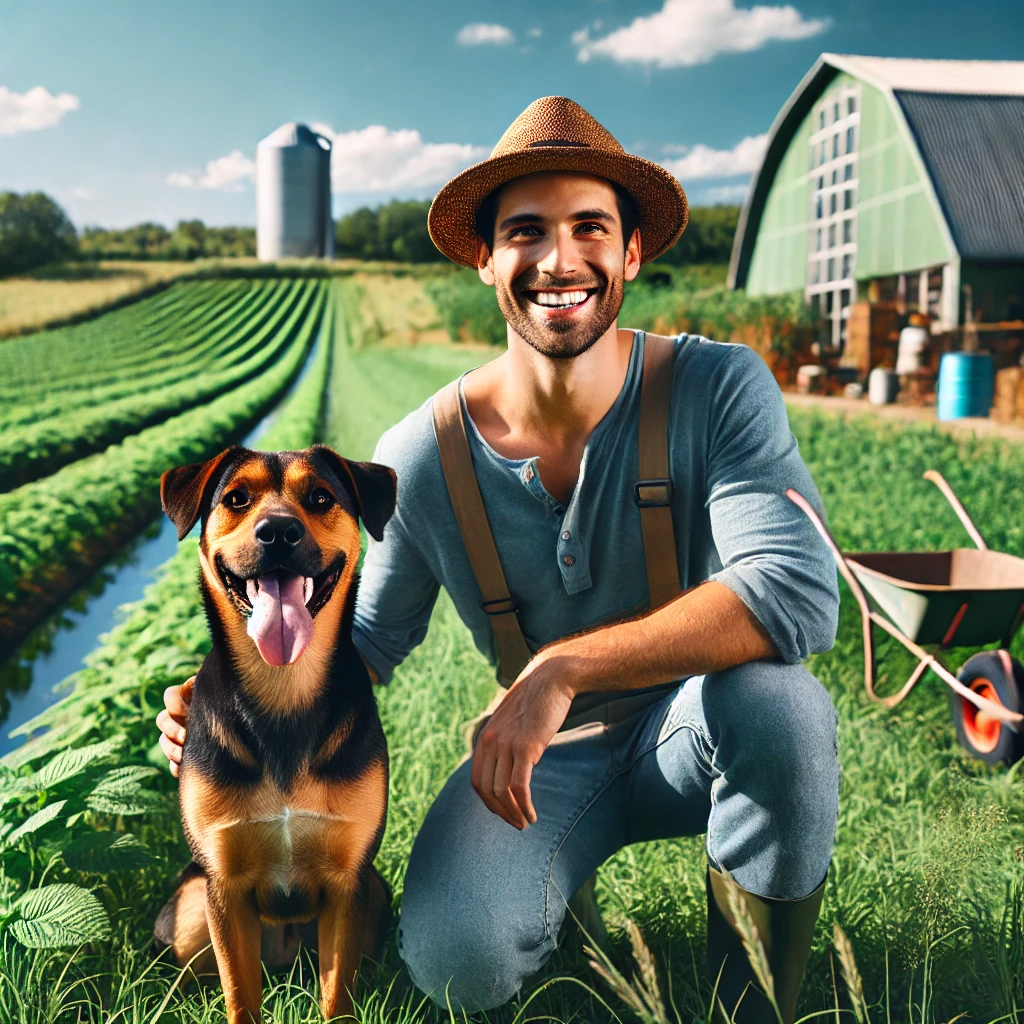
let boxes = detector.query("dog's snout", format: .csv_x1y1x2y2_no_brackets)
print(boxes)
254,515,306,549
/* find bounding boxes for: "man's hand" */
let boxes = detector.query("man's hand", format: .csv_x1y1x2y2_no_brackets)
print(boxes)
157,676,194,777
470,650,576,830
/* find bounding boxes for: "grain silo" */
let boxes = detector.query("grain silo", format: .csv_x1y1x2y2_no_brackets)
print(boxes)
256,123,334,260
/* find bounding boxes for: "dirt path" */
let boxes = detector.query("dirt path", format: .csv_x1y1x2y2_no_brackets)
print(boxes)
783,391,1024,445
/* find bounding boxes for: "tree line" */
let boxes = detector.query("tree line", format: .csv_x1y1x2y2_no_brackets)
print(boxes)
334,199,740,266
1,190,740,278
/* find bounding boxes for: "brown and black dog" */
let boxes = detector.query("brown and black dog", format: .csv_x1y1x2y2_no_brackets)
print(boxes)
154,443,397,1023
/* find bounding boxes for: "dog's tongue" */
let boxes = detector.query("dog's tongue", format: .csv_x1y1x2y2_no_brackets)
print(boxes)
245,573,313,666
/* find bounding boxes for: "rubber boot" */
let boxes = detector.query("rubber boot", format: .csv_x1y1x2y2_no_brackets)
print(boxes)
706,864,826,1024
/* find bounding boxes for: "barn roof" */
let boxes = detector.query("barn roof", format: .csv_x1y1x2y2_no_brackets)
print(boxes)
897,91,1024,261
728,54,1024,288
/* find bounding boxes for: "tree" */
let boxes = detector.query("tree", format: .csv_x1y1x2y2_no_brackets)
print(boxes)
656,204,740,266
0,192,78,277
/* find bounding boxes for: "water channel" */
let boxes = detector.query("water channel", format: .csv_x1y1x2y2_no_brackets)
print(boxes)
0,331,324,757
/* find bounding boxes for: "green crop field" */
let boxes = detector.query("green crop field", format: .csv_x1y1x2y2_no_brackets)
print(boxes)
0,272,1022,1024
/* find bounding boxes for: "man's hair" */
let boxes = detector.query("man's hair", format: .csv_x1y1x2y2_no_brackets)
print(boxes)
474,179,641,255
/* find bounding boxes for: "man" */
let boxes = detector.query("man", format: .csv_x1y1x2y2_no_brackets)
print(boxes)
158,96,840,1022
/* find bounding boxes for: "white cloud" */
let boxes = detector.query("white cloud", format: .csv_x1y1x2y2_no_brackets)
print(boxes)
167,149,255,191
574,0,827,68
704,183,751,203
662,133,768,180
312,123,487,194
71,186,92,201
457,23,515,46
528,27,543,38
0,85,79,136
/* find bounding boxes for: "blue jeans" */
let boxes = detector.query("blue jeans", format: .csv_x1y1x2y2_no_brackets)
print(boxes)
397,659,840,1013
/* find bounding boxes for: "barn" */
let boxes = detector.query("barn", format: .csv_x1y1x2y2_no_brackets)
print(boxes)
728,54,1024,353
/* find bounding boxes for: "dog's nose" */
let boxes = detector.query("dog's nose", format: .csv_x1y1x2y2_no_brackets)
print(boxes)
254,515,305,548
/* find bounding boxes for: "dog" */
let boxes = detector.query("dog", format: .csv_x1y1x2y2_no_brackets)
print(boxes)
154,443,397,1023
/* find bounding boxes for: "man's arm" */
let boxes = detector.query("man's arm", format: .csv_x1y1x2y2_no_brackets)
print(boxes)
470,579,776,828
473,342,838,830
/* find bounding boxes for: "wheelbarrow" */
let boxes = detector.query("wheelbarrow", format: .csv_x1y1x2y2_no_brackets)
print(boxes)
787,470,1024,767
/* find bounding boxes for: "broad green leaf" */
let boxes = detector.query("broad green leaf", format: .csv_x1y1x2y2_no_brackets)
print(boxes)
10,883,111,948
86,766,160,817
62,831,153,872
15,737,123,795
6,800,67,846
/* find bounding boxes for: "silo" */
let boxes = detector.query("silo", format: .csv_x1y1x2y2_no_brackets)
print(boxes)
256,123,333,260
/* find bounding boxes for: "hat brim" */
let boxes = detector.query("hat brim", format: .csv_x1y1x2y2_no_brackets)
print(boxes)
427,147,689,268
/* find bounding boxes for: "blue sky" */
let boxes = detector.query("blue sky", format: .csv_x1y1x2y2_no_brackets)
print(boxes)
1,0,1021,229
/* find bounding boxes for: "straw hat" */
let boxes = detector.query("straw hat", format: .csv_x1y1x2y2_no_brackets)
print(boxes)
428,96,689,268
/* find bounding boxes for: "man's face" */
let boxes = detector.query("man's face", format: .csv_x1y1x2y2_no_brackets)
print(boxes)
476,171,641,359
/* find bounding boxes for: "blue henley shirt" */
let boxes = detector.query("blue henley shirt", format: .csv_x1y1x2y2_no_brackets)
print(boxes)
351,330,839,686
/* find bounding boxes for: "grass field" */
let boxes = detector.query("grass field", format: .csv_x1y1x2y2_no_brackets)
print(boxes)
0,275,1022,1023
0,262,202,339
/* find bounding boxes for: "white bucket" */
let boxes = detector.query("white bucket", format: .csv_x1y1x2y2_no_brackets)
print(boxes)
868,367,899,405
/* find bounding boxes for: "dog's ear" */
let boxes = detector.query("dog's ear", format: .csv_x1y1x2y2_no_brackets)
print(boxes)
161,447,245,541
312,445,397,542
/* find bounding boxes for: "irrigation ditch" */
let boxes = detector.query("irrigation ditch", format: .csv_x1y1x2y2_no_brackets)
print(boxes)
0,312,331,758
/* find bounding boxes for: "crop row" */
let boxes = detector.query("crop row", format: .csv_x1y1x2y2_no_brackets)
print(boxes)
0,278,294,416
0,279,319,491
0,278,233,398
0,284,336,959
0,280,327,648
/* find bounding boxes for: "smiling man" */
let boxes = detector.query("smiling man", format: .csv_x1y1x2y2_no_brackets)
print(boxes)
158,97,840,1023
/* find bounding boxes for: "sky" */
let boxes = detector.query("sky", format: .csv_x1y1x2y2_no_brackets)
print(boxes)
1,0,1022,229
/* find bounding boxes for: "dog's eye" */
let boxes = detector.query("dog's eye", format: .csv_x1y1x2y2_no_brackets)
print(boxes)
309,487,334,511
223,489,249,511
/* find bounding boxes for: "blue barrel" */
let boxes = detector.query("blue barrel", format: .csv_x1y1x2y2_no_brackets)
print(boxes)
937,352,994,420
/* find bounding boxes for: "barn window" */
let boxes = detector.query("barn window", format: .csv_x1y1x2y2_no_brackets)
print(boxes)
841,287,851,310
844,189,854,210
819,110,825,130
820,140,826,163
827,258,835,282
816,195,823,219
846,126,855,152
842,255,852,279
847,96,857,115
828,223,836,247
843,219,853,244
832,134,839,159
833,101,839,122
816,228,822,251
830,192,837,215
844,162,854,181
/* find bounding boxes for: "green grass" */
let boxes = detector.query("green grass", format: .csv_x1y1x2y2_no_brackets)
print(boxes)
1,281,1023,1022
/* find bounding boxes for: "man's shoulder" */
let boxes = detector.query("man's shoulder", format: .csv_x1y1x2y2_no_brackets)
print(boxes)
659,331,771,389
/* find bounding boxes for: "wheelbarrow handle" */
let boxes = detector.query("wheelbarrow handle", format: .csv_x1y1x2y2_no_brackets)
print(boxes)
923,469,987,551
785,487,878,699
785,487,1023,729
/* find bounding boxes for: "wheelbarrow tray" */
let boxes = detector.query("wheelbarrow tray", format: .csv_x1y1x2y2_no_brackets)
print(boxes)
845,548,1024,647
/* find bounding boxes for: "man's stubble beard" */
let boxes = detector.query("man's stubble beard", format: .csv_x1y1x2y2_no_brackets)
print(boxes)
494,272,625,360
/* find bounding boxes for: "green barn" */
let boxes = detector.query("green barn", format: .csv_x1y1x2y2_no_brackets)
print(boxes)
728,54,1024,348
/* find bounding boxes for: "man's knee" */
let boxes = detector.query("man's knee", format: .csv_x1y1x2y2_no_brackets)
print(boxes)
701,660,839,898
398,893,549,1013
702,659,838,781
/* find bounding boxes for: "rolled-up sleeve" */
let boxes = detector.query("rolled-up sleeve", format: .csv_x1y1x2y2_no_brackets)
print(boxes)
703,346,839,663
351,434,440,685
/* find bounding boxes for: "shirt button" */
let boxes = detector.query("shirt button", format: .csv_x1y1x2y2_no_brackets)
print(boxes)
561,530,571,541
562,554,575,567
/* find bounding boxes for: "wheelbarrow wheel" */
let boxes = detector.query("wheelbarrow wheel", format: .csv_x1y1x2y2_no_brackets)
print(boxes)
950,651,1024,767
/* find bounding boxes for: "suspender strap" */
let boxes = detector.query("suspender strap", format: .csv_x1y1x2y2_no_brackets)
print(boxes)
432,380,532,685
636,333,682,609
431,332,681,686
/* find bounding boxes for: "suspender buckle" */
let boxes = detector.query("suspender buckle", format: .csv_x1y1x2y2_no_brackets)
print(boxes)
483,597,518,616
634,478,673,508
